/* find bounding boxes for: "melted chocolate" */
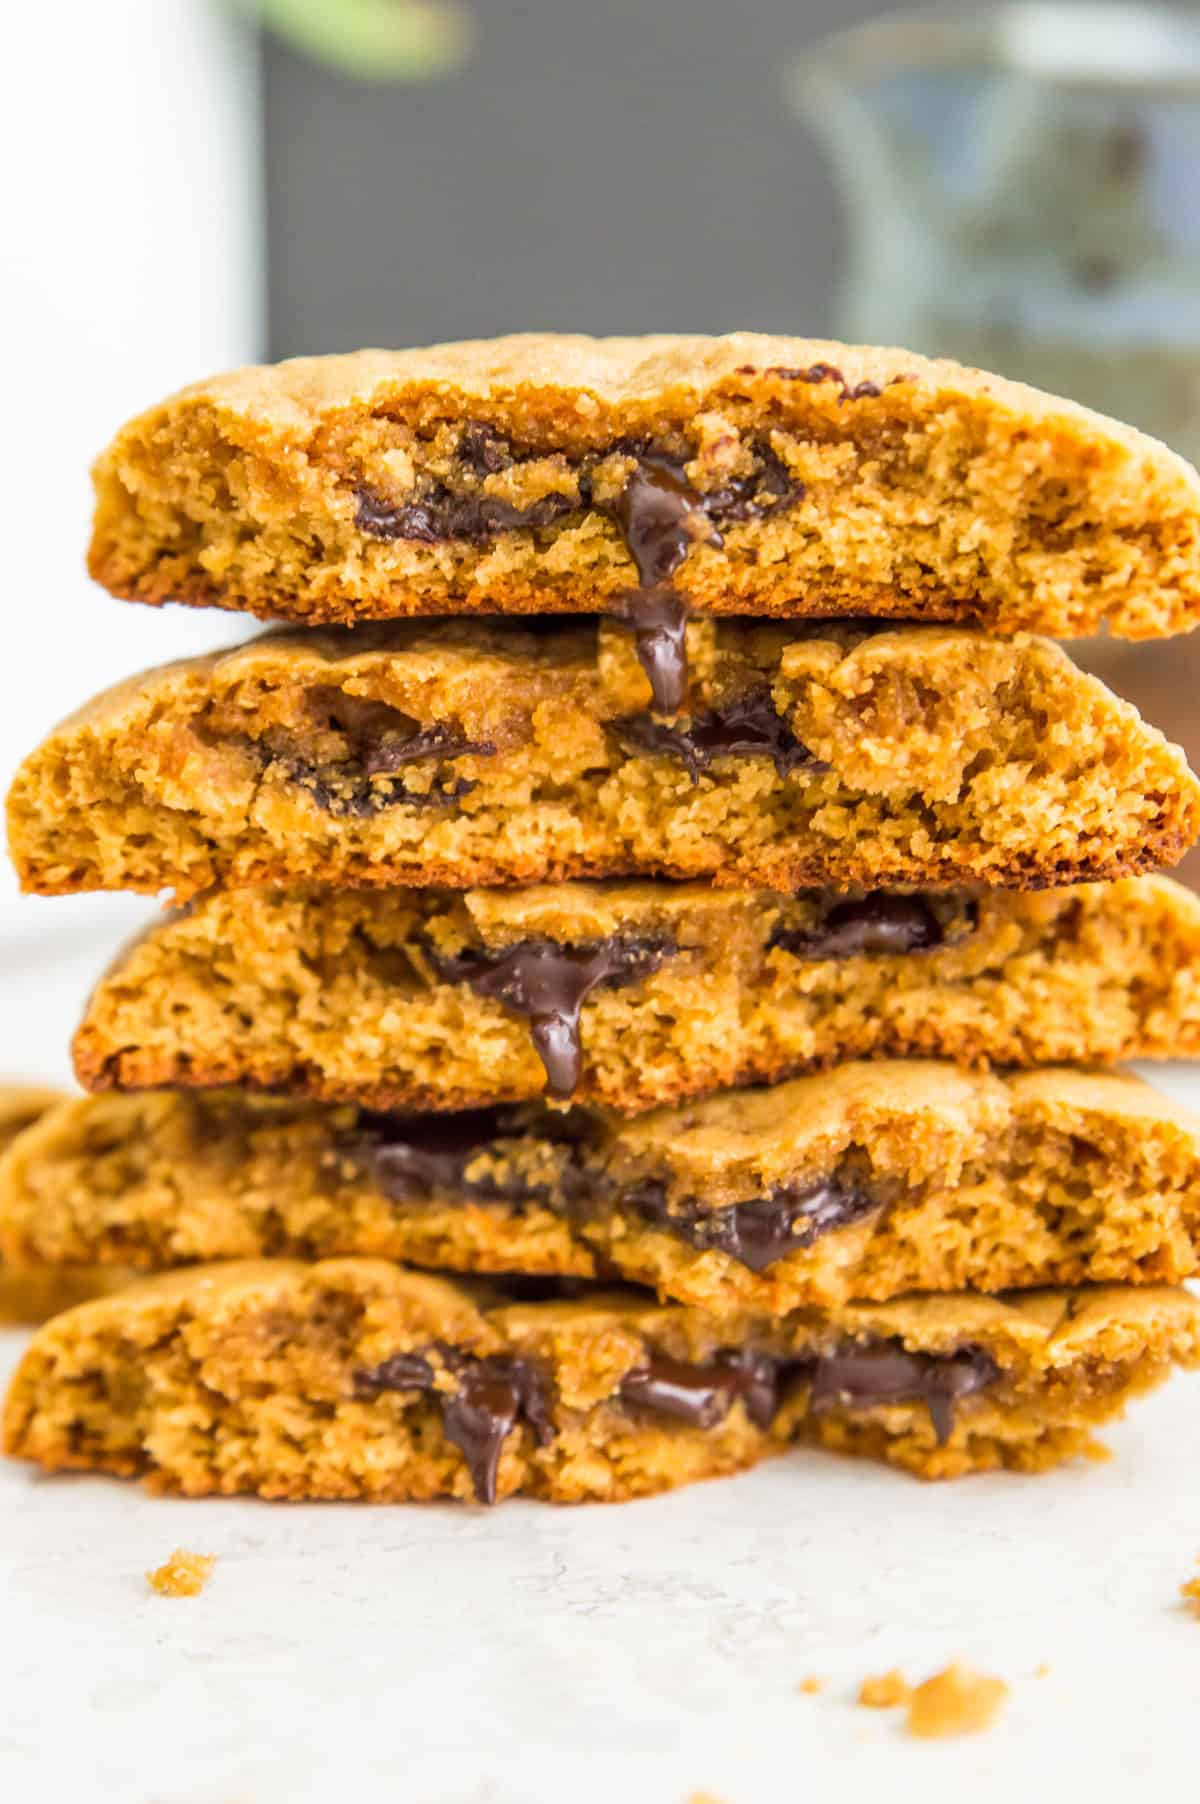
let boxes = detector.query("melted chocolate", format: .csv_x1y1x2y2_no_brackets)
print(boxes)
807,1340,999,1445
629,1177,879,1273
620,1350,779,1431
613,690,826,783
356,427,804,715
431,936,674,1099
770,894,966,960
356,1347,553,1504
343,1108,534,1203
615,588,693,716
356,483,576,545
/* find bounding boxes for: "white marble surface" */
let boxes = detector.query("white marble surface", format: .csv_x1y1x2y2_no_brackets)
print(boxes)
2,1328,1200,1804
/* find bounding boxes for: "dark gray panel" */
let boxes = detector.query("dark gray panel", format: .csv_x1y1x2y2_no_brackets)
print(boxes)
263,0,886,355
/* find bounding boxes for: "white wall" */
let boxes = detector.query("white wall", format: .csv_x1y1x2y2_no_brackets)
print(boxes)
0,0,262,1082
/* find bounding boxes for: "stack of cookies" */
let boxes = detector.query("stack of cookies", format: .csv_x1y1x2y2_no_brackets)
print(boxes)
6,334,1200,1506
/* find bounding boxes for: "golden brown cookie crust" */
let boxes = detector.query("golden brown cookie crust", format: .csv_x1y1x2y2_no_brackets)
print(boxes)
10,621,1198,900
5,1260,1197,1500
89,333,1200,637
8,1067,1200,1312
68,877,1200,1114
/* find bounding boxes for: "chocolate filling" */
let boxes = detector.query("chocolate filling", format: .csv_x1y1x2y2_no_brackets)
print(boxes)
356,1347,554,1505
769,894,976,960
343,1108,533,1203
356,1333,999,1501
627,1177,880,1274
613,689,827,783
807,1340,999,1445
232,686,496,818
619,1350,780,1431
429,935,674,1099
355,426,804,714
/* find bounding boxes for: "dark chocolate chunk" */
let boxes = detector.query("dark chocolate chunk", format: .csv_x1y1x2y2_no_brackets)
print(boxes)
360,721,496,776
807,1340,999,1445
356,482,576,545
752,362,883,402
345,1108,525,1203
628,1177,879,1273
701,443,802,521
355,1346,554,1505
457,421,513,476
440,1357,554,1506
613,690,827,783
354,1350,435,1394
619,1349,779,1431
770,894,951,960
431,936,674,1099
287,761,479,817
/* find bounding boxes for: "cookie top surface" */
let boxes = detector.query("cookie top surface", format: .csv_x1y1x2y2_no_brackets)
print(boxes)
134,333,1195,474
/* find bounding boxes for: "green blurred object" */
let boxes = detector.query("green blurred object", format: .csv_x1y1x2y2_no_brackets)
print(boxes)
228,0,474,80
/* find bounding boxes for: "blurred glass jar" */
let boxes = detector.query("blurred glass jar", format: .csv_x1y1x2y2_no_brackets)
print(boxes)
790,3,1200,454
790,2,1200,881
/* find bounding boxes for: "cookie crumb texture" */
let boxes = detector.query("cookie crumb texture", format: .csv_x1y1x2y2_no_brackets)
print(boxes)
858,1670,912,1709
10,1066,1200,1313
905,1663,1009,1738
88,334,1200,637
4,1261,1198,1502
68,876,1200,1115
1179,1571,1200,1615
0,1084,129,1324
10,622,1199,900
146,1548,215,1597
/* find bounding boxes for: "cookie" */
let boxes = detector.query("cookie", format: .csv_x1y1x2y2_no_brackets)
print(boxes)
0,1085,128,1325
0,1083,68,1152
7,1068,1200,1312
7,1259,1196,1499
88,336,1200,682
70,877,1200,1112
11,621,1198,901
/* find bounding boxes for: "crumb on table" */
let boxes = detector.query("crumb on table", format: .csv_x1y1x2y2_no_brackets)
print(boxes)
857,1669,912,1709
146,1549,216,1597
798,1675,825,1695
905,1662,1008,1738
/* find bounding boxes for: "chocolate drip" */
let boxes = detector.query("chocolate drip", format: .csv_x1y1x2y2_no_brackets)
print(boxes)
619,1349,779,1431
356,1347,553,1504
616,589,692,717
615,455,719,590
356,428,803,716
629,1177,879,1273
613,690,826,783
807,1340,999,1445
431,936,673,1099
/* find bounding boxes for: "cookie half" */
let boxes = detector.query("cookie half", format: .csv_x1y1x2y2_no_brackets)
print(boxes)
70,877,1200,1112
8,1067,1200,1311
88,333,1200,644
6,1260,1196,1500
11,621,1198,899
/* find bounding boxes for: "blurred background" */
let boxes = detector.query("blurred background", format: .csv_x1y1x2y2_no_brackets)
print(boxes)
4,0,1200,1081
